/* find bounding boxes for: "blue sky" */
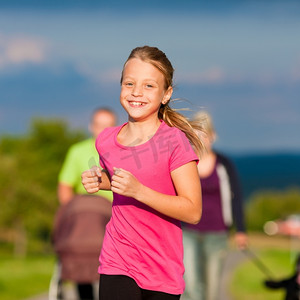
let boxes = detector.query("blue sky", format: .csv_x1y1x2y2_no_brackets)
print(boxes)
0,0,299,153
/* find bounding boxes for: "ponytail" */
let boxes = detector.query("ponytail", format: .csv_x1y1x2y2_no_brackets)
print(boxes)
158,103,205,156
122,45,206,155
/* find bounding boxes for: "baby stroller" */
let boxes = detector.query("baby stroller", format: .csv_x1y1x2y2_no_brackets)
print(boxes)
49,194,112,300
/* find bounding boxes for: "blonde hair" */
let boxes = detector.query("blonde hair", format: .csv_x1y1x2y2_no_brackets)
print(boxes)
121,45,205,155
192,111,216,139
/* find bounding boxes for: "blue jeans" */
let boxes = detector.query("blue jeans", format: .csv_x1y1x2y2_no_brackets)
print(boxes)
182,230,228,300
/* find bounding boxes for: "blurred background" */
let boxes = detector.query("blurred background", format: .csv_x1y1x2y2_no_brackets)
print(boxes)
0,1,300,300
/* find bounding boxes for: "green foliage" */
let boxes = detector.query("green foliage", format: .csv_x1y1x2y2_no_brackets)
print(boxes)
246,188,300,231
0,118,86,255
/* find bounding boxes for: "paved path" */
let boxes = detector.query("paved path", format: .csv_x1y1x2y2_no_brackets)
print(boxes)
219,250,246,300
25,250,246,300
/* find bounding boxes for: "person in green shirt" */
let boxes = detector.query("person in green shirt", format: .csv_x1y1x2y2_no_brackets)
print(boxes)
58,107,117,204
55,107,117,300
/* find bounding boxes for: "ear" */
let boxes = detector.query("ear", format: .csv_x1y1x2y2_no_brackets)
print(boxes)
162,86,173,105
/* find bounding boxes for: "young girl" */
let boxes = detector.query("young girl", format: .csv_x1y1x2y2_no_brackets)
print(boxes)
81,46,204,300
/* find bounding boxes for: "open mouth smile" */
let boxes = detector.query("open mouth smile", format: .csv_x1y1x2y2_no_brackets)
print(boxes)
128,101,146,107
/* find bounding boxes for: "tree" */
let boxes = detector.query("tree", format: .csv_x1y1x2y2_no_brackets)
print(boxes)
246,188,300,231
0,118,86,256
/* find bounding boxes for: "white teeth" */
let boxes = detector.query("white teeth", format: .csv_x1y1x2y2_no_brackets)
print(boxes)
130,101,144,106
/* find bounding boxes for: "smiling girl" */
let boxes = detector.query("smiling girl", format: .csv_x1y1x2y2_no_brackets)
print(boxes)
81,46,204,300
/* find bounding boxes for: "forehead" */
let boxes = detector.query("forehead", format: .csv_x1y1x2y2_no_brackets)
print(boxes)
92,111,115,122
123,58,164,81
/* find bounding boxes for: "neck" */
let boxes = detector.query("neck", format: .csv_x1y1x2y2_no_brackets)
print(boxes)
127,117,161,136
118,118,162,146
197,150,217,177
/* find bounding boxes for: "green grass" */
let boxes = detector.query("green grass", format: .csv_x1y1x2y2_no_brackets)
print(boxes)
0,255,56,300
230,248,296,300
0,234,297,300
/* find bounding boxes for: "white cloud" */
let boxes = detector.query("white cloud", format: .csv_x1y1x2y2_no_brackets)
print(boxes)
177,66,225,84
75,62,122,84
0,34,48,69
98,68,122,83
177,65,300,87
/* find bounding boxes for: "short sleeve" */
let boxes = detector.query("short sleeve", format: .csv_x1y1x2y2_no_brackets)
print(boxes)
169,129,199,172
95,128,111,170
99,156,106,169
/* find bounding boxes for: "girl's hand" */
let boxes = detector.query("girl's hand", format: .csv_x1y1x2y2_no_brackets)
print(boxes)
81,166,102,193
111,167,143,198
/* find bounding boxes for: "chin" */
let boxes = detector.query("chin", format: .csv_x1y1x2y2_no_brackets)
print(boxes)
126,109,147,121
128,115,145,122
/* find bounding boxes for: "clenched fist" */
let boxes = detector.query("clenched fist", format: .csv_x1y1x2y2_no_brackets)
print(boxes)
81,165,102,193
111,167,143,198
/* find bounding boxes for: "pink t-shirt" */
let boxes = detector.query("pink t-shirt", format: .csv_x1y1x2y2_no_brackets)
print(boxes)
96,121,198,295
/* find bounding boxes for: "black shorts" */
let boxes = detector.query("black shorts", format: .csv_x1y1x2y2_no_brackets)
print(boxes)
99,274,181,300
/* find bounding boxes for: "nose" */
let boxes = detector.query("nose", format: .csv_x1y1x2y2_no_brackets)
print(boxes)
132,84,143,97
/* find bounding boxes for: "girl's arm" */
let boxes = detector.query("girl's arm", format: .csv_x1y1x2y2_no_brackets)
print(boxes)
81,166,111,193
111,161,202,224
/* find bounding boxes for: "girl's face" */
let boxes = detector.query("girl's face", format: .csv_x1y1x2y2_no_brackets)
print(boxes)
120,58,172,122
